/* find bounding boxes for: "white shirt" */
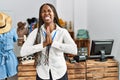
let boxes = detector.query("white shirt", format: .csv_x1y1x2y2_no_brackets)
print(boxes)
20,24,77,80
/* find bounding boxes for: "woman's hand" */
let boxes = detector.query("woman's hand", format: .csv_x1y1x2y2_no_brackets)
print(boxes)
46,26,52,45
43,27,52,47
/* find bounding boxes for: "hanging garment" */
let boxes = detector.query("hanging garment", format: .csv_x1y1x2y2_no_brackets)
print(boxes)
0,28,18,79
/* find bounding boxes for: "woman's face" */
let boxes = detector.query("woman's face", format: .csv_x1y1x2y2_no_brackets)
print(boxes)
41,5,54,24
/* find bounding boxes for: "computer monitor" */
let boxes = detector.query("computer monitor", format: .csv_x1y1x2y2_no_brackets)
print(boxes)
90,39,114,61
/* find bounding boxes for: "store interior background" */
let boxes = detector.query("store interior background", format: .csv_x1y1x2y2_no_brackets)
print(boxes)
0,0,120,79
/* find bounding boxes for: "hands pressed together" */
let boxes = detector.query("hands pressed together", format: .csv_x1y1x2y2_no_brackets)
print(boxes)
43,26,52,47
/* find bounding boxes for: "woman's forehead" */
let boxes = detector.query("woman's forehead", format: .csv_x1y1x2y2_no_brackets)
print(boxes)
42,5,52,10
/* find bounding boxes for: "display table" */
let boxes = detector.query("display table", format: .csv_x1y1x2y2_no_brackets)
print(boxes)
86,58,119,80
67,58,119,80
17,62,36,80
17,58,119,80
66,61,86,80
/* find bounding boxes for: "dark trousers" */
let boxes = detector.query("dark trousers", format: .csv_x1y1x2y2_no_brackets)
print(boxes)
36,71,68,80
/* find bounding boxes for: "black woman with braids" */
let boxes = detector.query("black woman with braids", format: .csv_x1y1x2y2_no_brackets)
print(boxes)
20,3,77,80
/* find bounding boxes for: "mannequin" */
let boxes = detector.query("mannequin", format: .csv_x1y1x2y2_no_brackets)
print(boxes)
17,21,28,46
0,12,18,80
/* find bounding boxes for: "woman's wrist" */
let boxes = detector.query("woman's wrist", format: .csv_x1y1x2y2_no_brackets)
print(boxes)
43,42,48,47
43,42,52,47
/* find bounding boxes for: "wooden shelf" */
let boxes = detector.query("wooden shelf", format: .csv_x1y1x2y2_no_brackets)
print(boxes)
75,39,90,56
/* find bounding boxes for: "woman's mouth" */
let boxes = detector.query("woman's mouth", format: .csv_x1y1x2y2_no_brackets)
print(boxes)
45,16,50,20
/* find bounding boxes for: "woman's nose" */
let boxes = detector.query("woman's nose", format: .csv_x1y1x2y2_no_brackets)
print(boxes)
44,11,49,15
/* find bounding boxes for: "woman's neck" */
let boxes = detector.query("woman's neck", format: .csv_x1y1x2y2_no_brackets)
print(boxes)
45,23,56,33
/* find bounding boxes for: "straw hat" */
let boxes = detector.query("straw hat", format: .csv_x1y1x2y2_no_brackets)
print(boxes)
0,12,12,34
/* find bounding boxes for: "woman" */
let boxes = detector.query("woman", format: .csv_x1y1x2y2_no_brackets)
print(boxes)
20,3,77,80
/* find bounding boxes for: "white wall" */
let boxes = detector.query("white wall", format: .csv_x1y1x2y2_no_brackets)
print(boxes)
56,0,87,38
87,0,120,59
87,0,120,78
74,0,87,37
56,0,74,22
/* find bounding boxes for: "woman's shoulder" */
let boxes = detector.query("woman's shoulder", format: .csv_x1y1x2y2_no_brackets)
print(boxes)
56,25,68,32
59,27,68,34
32,28,38,32
28,28,38,36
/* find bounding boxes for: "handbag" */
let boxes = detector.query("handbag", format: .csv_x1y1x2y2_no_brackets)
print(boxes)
77,29,89,39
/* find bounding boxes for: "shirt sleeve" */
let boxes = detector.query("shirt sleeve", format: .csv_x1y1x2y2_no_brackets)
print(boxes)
51,29,77,55
13,28,18,42
20,28,45,56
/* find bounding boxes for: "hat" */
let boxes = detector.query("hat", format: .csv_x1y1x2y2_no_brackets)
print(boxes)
0,12,12,34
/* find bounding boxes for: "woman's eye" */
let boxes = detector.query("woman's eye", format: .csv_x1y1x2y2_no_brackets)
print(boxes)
42,9,51,14
48,10,51,13
41,10,46,13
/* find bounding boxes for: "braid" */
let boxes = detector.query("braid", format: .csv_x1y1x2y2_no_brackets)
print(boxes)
34,28,41,67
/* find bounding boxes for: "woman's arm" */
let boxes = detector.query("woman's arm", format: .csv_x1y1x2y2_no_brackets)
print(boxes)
51,29,77,55
20,28,44,56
